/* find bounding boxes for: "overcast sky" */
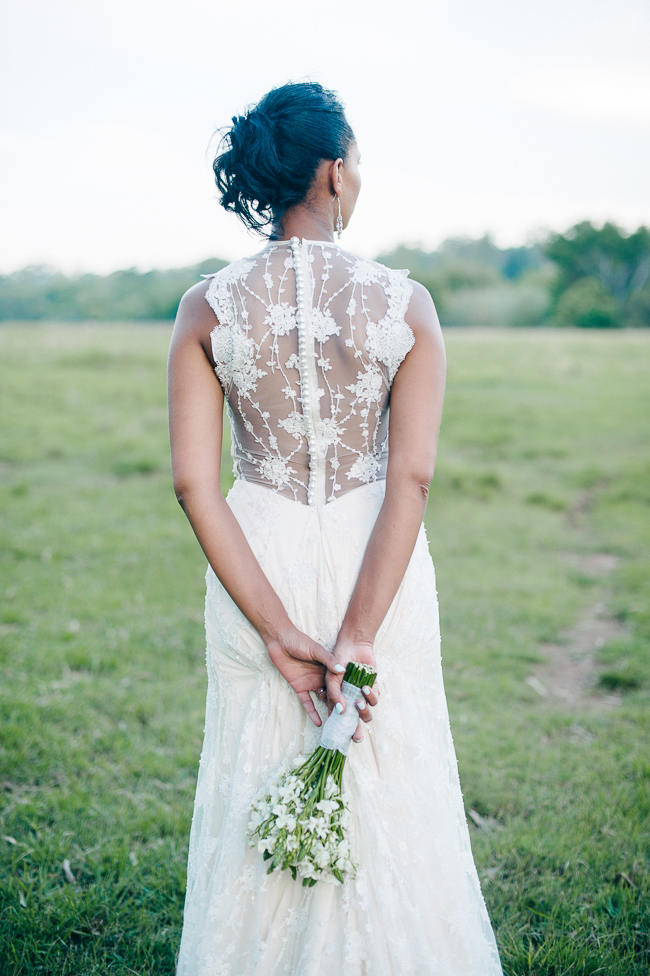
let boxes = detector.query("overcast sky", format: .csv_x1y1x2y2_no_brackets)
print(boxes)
2,0,648,274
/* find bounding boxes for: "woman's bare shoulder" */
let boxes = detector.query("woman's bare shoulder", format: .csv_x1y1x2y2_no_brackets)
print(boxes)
172,273,227,353
405,279,443,343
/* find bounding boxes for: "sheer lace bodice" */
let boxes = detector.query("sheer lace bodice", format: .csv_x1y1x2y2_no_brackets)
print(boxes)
200,237,415,506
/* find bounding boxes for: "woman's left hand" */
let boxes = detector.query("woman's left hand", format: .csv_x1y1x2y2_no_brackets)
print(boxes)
324,638,380,743
264,625,343,727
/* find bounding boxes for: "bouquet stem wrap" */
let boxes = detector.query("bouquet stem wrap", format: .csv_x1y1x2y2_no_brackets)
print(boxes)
247,660,377,887
318,679,366,755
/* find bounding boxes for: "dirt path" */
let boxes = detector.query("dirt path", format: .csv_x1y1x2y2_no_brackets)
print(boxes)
525,551,628,708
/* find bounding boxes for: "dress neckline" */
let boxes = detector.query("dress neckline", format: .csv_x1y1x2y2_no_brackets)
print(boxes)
262,237,342,249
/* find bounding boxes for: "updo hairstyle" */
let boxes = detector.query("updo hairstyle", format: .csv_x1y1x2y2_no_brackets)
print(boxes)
211,81,355,239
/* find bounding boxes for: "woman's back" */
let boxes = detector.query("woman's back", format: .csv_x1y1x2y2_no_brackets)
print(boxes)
201,237,415,506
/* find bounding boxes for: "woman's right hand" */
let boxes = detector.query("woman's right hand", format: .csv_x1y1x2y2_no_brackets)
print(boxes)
264,625,344,728
325,638,381,744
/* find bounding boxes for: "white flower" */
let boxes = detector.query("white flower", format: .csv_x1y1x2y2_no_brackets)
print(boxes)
279,778,301,802
336,837,351,858
314,843,331,869
346,366,384,403
324,776,338,799
298,860,319,881
311,307,340,342
303,816,319,834
285,352,300,370
278,411,306,440
315,416,342,452
264,302,297,336
365,318,415,383
347,452,381,483
223,331,267,396
248,808,265,831
202,258,255,291
248,742,361,886
364,269,415,381
352,259,382,284
276,810,297,832
316,798,339,816
257,456,294,489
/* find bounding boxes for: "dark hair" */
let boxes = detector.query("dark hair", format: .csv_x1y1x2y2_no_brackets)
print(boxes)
211,81,355,239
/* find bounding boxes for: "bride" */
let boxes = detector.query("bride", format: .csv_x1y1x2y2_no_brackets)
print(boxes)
168,80,504,975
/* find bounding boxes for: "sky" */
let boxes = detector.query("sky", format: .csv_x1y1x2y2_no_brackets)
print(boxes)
1,0,649,274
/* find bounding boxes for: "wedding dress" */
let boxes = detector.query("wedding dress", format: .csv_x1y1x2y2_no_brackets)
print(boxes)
174,237,504,975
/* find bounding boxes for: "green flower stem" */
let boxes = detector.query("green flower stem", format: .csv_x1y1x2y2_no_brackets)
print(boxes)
344,661,377,689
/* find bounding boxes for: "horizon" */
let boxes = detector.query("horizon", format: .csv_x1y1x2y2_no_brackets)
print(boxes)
5,224,575,278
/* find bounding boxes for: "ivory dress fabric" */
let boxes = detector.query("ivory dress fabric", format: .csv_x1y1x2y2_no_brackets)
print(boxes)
174,237,504,975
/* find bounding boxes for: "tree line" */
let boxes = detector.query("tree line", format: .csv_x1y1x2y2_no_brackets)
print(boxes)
1,220,647,328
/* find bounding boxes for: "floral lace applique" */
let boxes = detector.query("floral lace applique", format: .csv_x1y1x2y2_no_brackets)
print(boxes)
200,242,416,506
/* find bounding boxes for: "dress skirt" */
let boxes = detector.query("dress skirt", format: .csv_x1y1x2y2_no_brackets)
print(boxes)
175,476,504,976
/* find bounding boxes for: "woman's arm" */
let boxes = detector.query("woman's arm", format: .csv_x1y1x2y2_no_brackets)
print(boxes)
325,281,446,715
167,281,341,725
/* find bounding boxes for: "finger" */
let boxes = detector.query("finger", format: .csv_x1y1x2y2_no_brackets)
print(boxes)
297,690,322,727
325,670,345,713
355,694,373,723
360,683,379,708
311,642,347,677
352,717,364,742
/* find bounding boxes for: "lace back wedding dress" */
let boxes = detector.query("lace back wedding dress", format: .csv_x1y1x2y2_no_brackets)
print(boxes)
175,237,504,975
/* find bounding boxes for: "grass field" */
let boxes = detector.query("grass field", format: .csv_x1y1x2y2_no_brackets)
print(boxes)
1,323,648,975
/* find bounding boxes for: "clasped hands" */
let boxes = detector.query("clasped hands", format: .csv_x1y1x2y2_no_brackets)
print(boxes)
264,625,380,744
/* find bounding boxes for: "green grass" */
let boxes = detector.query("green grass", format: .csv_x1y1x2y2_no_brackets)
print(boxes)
1,323,648,975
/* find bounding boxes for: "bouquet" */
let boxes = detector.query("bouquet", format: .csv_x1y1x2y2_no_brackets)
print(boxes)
247,660,377,887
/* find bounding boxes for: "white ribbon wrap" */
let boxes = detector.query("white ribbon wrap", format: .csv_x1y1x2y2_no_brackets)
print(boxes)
318,680,363,756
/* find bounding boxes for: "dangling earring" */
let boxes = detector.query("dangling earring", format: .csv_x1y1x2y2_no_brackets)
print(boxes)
335,195,343,238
